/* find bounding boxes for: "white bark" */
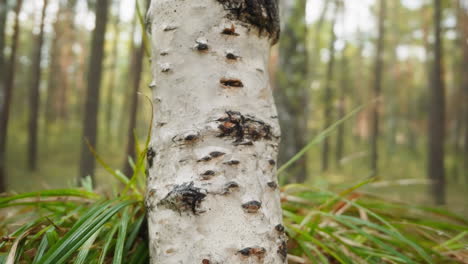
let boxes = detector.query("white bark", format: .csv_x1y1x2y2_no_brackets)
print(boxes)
146,0,285,263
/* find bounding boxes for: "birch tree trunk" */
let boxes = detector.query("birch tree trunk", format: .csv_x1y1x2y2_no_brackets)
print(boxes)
145,0,286,263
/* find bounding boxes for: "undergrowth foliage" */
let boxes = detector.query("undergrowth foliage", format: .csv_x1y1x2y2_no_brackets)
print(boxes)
1,107,467,263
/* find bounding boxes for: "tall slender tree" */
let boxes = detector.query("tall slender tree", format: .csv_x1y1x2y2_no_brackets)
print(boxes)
123,1,147,177
275,0,308,182
369,0,386,177
321,3,338,172
145,0,284,262
0,0,8,80
428,0,446,205
27,0,49,171
79,0,110,182
336,44,349,167
0,0,22,192
457,0,468,170
105,5,121,144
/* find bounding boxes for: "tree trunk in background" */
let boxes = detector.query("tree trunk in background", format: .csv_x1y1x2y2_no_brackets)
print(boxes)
78,0,109,183
275,0,308,183
321,6,337,172
428,0,446,205
0,0,8,82
335,44,348,167
370,0,386,177
122,3,147,177
457,0,468,172
118,18,137,142
0,0,22,192
27,0,48,171
45,0,77,126
146,0,285,262
105,12,120,144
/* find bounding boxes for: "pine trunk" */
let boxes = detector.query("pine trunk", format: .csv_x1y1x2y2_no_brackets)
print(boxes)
321,7,337,172
370,0,386,177
428,0,446,205
0,0,8,79
27,0,48,171
78,0,109,182
145,0,285,263
123,13,146,177
0,0,22,192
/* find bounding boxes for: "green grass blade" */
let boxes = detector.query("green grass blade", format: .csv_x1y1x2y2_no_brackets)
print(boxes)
113,207,131,264
74,227,102,264
38,200,134,264
98,223,119,264
278,104,365,175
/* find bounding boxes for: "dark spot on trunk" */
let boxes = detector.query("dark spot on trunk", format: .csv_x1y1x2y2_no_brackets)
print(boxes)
222,24,240,36
224,160,240,165
185,134,199,141
223,181,239,193
237,247,266,259
268,159,276,165
242,200,262,213
277,240,287,260
216,0,280,44
275,224,284,233
163,25,178,31
160,51,169,56
196,42,209,51
210,151,225,158
158,182,207,214
226,52,240,60
217,111,273,144
147,148,156,168
220,78,244,88
202,259,210,264
267,181,277,189
197,156,212,162
201,170,216,180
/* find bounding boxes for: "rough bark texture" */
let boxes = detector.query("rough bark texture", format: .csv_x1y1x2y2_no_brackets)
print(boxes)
146,0,284,263
0,0,22,192
370,0,386,177
428,0,446,205
79,0,109,182
27,0,48,171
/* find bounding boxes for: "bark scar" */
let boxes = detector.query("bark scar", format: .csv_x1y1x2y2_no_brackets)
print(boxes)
158,182,207,214
216,0,280,44
217,111,273,144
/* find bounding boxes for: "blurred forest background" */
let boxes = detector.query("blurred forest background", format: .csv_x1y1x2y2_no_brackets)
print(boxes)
0,0,466,217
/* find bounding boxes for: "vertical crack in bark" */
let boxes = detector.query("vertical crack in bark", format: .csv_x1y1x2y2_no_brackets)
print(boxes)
277,240,287,261
147,147,156,168
216,0,280,43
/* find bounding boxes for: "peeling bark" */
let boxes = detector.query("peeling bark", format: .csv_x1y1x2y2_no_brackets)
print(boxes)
146,0,284,263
